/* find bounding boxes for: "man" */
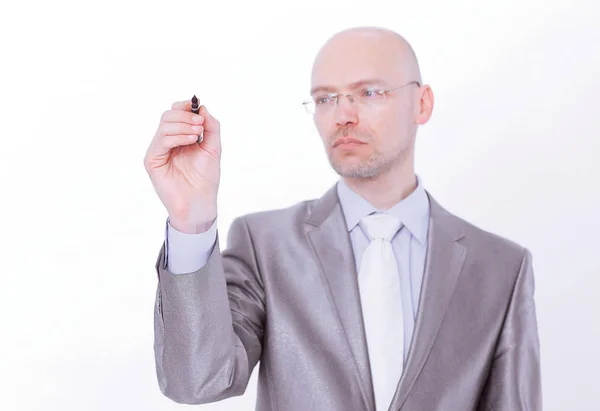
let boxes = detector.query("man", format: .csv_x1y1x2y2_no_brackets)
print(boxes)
144,26,542,411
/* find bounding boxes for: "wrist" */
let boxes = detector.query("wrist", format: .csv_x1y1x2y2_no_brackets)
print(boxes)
169,214,216,234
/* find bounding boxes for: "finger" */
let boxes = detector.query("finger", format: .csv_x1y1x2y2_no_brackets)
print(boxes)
157,122,204,137
198,105,220,134
161,110,204,125
171,99,192,111
146,132,201,161
159,134,202,150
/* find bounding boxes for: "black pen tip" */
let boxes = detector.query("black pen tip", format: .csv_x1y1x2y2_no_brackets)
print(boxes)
191,95,198,104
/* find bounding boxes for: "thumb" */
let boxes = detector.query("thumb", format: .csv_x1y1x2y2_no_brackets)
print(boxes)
197,105,221,150
199,105,220,135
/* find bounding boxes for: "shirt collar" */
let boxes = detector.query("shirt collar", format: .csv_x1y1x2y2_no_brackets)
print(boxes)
336,174,430,245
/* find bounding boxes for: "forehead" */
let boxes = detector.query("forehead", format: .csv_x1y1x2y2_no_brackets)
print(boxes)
311,34,406,92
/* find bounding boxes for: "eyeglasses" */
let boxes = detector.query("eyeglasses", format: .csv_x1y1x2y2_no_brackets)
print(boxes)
302,81,421,114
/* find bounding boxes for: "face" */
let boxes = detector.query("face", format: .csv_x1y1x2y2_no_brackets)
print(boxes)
310,31,430,180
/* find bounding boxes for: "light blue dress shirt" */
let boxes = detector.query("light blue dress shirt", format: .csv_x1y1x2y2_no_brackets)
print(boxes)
336,176,430,359
165,175,430,360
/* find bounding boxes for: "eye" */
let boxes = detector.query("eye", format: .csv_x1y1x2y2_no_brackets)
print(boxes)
315,95,333,105
362,88,381,98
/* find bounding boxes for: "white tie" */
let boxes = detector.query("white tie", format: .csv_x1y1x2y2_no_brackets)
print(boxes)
358,213,404,411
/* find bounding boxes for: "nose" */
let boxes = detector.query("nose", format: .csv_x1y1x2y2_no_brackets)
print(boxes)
334,94,358,126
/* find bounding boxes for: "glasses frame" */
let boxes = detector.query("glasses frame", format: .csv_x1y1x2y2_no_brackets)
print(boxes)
302,80,421,114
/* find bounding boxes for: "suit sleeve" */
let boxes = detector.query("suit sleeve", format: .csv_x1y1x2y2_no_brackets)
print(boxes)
153,216,265,404
477,248,542,411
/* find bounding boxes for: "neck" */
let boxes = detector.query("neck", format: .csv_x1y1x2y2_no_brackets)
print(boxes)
343,161,417,210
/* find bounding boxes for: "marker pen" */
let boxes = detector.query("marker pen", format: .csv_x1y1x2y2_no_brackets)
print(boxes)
191,95,203,143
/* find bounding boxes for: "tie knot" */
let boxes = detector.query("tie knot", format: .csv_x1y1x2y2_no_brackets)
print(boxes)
359,213,403,242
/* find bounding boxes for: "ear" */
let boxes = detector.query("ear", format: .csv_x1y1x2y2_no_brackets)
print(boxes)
415,85,434,125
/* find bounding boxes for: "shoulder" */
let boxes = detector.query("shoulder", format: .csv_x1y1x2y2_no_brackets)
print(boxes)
428,193,529,271
228,197,319,238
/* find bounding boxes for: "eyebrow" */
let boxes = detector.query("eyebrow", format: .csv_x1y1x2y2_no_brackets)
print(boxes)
310,78,390,95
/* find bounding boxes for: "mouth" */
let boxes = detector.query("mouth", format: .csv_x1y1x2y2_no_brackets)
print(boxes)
333,137,365,148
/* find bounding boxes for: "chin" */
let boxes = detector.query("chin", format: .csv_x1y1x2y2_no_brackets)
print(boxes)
331,161,382,179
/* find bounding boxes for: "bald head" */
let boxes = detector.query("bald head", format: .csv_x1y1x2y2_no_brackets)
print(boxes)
311,27,422,89
308,26,434,185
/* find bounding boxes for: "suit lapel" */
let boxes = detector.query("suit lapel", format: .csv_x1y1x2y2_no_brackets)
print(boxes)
391,192,467,410
304,184,376,411
303,185,467,411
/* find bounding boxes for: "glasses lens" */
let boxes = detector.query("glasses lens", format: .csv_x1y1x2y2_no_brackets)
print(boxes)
358,89,386,105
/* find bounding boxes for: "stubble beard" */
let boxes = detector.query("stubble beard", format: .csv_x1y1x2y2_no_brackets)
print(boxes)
325,126,412,180
329,145,406,179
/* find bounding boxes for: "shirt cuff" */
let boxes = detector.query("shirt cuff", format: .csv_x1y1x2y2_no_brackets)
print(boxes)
164,216,218,274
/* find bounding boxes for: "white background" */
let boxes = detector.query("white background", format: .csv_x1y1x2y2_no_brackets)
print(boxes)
1,0,599,409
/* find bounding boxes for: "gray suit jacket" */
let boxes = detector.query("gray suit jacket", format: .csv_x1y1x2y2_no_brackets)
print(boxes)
153,186,542,410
